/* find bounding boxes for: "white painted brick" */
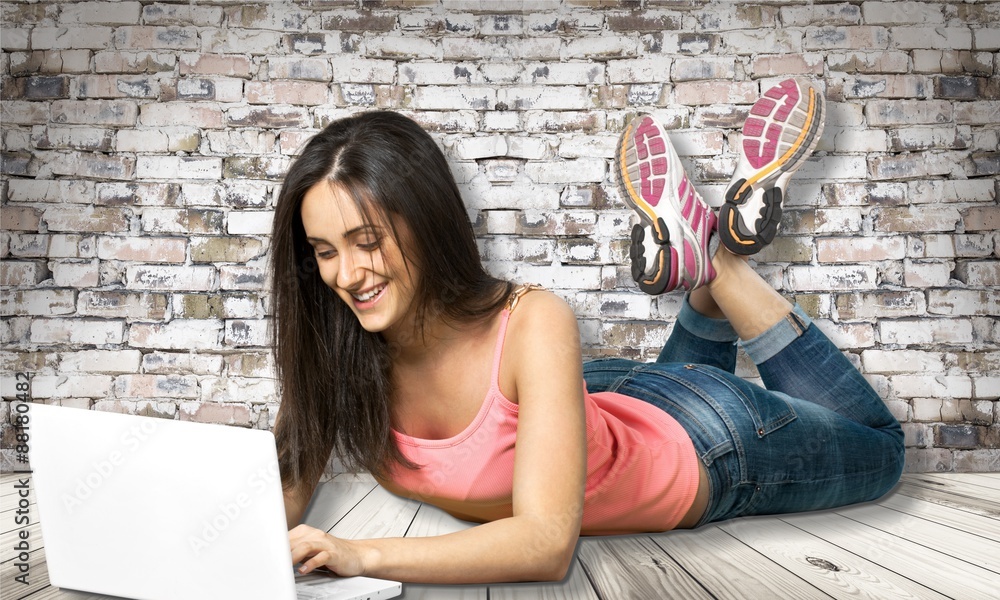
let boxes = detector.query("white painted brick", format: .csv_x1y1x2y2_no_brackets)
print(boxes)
411,86,495,110
140,102,223,128
7,179,94,204
812,320,876,349
1,28,29,50
49,234,96,259
461,184,559,211
52,259,100,288
228,211,274,235
972,376,1000,400
506,137,550,160
974,28,1000,51
903,259,952,288
794,155,867,180
179,77,243,103
399,61,482,85
115,374,199,399
818,236,906,263
928,289,1000,317
7,234,48,258
558,135,617,159
514,37,562,61
862,350,945,374
525,158,606,184
518,264,603,290
879,319,974,345
826,102,864,128
31,27,113,50
911,397,943,422
61,1,142,24
116,129,169,153
955,101,1000,126
60,350,142,373
201,28,283,56
562,35,638,59
909,180,995,204
726,28,805,54
1,261,47,287
129,319,222,350
136,156,222,180
481,111,520,132
220,265,268,291
225,319,270,347
672,56,736,81
834,128,888,153
521,62,604,85
453,135,508,160
142,351,224,376
367,35,439,60
497,86,592,111
1,289,74,317
890,27,973,50
479,63,523,85
142,3,224,27
787,265,878,291
125,265,216,291
2,101,48,125
31,375,114,399
449,161,479,184
485,210,518,235
607,58,672,84
30,319,125,345
199,376,277,404
892,375,973,399
51,100,138,126
522,111,607,133
861,1,944,25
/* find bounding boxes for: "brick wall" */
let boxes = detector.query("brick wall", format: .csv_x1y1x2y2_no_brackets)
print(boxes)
1,0,997,473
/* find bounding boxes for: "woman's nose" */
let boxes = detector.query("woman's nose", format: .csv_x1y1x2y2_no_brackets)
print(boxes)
336,252,364,290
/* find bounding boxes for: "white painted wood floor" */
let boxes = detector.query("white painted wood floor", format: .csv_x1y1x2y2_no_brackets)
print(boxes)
2,472,999,599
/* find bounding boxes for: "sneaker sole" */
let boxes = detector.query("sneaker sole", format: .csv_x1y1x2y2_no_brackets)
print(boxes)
615,114,715,294
720,79,826,255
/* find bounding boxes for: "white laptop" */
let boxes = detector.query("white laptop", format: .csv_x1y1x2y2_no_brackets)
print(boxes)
23,402,401,600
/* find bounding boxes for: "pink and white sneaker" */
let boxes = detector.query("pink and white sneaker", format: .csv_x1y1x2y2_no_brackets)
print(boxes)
720,78,826,256
615,113,718,295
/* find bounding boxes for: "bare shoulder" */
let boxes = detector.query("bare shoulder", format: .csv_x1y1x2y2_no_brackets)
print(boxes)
507,289,578,335
504,289,582,367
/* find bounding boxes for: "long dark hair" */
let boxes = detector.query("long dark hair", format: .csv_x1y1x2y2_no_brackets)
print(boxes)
270,111,512,491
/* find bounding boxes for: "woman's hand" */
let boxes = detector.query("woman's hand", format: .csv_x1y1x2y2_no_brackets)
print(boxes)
289,524,371,577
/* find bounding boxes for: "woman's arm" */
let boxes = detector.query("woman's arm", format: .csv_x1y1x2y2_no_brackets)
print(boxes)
290,292,588,583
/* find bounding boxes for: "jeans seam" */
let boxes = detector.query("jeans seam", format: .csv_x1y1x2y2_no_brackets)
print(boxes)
634,365,750,485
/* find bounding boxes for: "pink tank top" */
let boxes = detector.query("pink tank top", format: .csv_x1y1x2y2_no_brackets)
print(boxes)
385,308,701,535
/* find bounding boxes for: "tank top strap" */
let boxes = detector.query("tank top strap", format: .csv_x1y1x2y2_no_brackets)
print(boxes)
505,283,545,312
491,284,545,391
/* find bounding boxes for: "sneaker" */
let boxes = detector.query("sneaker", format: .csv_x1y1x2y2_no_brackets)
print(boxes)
615,113,718,295
719,78,826,256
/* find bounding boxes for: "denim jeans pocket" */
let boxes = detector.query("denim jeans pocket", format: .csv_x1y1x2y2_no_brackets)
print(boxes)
617,364,739,469
685,364,798,438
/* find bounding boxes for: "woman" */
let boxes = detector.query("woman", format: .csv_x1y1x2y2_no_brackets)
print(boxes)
270,79,905,584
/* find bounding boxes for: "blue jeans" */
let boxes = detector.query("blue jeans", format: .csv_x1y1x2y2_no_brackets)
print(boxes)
583,297,904,527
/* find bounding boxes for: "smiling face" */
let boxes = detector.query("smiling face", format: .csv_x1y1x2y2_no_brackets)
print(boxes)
299,180,420,337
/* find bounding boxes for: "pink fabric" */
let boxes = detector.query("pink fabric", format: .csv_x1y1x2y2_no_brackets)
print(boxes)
387,309,702,535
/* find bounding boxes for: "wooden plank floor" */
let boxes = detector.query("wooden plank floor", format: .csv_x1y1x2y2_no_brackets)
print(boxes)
2,472,998,599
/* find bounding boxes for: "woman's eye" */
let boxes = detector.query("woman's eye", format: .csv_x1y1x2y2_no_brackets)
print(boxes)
358,239,381,251
315,248,336,259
